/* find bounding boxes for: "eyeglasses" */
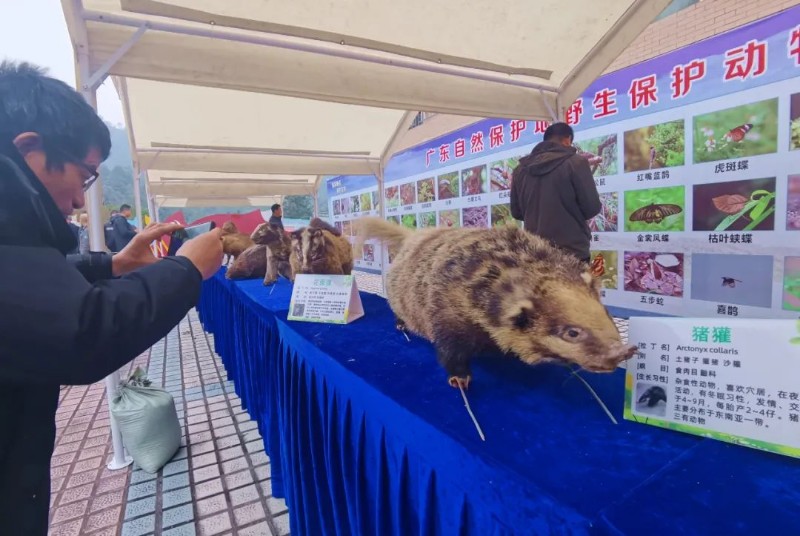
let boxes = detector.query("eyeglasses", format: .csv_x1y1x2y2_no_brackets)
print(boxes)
52,148,100,191
75,161,100,192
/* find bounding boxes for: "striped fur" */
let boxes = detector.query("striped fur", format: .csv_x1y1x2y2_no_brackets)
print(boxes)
354,217,634,387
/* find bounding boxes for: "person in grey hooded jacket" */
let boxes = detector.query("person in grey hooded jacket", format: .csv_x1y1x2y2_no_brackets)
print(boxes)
510,122,601,264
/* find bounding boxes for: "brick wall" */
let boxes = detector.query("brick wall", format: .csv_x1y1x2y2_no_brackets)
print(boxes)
605,0,798,72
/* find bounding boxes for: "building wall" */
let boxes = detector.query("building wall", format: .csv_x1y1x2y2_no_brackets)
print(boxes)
390,0,799,156
605,0,799,73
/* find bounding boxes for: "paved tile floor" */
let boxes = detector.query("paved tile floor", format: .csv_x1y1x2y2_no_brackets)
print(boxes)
47,272,628,535
48,309,288,536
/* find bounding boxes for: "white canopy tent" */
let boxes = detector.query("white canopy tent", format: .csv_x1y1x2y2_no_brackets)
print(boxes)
60,0,670,469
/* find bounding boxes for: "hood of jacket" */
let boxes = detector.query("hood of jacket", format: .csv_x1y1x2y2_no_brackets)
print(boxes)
0,147,77,255
519,140,577,176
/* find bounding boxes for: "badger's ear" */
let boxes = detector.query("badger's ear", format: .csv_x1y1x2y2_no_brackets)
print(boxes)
582,269,601,294
506,299,535,330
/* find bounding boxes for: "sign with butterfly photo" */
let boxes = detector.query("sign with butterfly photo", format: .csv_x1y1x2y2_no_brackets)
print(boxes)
350,4,800,321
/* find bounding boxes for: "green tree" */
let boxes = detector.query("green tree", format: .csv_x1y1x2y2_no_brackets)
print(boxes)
282,195,314,219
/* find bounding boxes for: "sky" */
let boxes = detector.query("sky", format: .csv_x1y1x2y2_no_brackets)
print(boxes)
0,0,126,125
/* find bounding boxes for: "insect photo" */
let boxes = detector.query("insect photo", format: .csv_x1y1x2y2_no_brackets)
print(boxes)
721,277,742,288
693,98,778,163
629,203,683,224
590,250,619,290
624,186,686,232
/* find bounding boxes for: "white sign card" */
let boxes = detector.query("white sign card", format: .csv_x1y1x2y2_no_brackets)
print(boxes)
624,317,800,459
287,274,364,325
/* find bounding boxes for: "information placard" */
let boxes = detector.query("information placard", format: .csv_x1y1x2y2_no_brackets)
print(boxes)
624,317,800,459
287,274,364,324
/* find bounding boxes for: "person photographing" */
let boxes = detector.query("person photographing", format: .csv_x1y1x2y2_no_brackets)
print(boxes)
0,61,224,535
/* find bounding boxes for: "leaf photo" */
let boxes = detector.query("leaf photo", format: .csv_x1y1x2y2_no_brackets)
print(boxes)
692,177,776,232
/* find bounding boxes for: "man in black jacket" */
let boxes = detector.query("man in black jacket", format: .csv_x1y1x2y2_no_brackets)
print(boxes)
0,61,224,535
269,203,284,231
510,122,602,264
109,203,137,251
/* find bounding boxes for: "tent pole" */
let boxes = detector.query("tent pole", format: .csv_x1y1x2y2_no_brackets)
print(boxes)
376,171,387,298
144,175,158,222
133,166,143,230
72,0,133,470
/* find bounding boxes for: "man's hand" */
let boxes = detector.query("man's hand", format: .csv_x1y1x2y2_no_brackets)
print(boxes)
176,229,225,280
112,222,183,277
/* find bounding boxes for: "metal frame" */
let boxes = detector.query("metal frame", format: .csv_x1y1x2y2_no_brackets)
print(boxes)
66,0,144,471
83,24,147,91
116,76,145,228
81,10,559,95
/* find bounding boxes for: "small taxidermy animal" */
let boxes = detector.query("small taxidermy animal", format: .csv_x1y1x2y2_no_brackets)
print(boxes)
353,217,635,389
290,220,353,277
220,221,238,236
251,222,294,285
251,218,346,285
721,277,742,288
629,203,682,224
638,385,667,408
225,245,267,280
222,232,255,266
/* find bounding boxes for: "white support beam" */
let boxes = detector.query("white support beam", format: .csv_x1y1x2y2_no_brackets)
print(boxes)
539,89,559,123
68,0,134,472
133,167,143,229
83,24,147,91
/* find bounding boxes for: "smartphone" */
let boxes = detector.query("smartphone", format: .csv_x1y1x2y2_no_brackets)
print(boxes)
184,221,214,239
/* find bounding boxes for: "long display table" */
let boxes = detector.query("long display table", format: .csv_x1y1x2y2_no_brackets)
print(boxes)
197,268,799,535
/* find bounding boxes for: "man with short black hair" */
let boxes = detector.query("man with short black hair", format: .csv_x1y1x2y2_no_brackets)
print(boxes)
108,203,137,251
0,61,224,534
269,203,284,231
510,122,601,264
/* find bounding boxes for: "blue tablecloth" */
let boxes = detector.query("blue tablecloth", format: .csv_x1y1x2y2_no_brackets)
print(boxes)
197,268,800,535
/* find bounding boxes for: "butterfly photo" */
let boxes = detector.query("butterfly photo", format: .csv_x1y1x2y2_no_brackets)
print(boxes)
624,186,686,232
629,203,683,224
589,250,618,290
693,98,778,163
692,177,776,232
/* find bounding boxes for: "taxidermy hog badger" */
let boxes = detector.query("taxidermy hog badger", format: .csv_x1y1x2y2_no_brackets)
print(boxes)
354,217,636,389
251,218,347,285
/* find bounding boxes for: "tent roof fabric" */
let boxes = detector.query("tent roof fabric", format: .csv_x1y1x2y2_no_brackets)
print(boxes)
63,0,669,203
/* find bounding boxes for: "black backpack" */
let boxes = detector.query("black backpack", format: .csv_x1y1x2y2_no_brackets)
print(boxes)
104,221,116,252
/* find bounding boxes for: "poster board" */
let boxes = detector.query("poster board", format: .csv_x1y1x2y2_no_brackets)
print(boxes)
624,317,800,459
326,175,383,274
376,7,800,319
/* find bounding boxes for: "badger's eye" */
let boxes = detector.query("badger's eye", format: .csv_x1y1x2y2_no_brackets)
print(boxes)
562,327,584,341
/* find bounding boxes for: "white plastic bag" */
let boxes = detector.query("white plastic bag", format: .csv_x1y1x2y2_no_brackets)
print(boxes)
110,368,181,474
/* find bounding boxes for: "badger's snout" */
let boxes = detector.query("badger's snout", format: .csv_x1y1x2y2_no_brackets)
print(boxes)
583,342,637,373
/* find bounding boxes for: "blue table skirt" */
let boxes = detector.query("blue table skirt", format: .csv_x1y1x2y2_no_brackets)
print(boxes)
197,268,800,535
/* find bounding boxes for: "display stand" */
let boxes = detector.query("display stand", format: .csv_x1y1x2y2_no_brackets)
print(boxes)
287,274,364,324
